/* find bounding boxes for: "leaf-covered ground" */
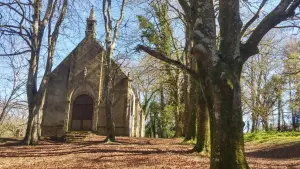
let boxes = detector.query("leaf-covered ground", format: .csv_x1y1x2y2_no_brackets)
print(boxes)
0,135,299,169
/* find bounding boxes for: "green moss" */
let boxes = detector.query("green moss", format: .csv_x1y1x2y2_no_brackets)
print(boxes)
227,80,233,89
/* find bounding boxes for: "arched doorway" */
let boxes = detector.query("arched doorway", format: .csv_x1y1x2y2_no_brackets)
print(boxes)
71,95,93,131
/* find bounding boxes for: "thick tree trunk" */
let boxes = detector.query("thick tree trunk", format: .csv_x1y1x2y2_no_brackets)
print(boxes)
185,78,196,141
174,93,183,137
23,51,39,145
207,66,249,169
103,67,115,142
22,88,38,143
172,76,183,138
30,115,39,144
174,108,182,137
194,86,209,153
24,98,40,145
35,89,47,139
24,50,53,144
103,45,115,142
23,106,35,145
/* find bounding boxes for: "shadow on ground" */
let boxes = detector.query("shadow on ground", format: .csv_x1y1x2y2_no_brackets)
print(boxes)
246,142,300,159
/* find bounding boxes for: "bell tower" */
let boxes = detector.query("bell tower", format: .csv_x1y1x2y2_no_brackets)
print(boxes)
86,7,96,38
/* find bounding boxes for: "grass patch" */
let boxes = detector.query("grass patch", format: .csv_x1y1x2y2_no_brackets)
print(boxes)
244,131,300,145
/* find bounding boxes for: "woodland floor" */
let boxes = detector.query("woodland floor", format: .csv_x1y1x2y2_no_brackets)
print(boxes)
0,135,300,169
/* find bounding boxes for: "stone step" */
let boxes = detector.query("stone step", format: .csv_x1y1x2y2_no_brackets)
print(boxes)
66,135,86,138
65,131,92,143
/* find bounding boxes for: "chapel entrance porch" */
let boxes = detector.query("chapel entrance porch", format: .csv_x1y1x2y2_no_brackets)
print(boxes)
71,95,93,131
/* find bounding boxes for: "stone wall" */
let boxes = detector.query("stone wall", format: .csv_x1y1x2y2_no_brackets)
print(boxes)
41,55,70,136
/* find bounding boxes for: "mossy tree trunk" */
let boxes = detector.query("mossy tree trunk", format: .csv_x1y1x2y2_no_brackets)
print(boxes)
183,21,195,141
184,78,196,141
182,72,190,138
171,74,183,137
194,85,209,153
197,60,249,169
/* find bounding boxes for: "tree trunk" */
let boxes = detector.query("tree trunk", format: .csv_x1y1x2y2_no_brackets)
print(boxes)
22,0,67,145
103,64,115,142
152,112,156,138
173,88,182,137
282,108,285,131
149,111,153,137
250,61,257,133
262,117,269,132
35,89,47,139
289,80,297,131
194,86,209,153
160,84,165,116
103,46,115,142
171,73,183,138
23,106,36,145
206,66,249,169
292,114,296,131
277,112,281,131
185,78,196,141
278,98,282,131
102,0,126,142
183,19,194,140
251,114,257,133
183,72,190,138
23,51,39,145
174,108,181,137
159,85,164,138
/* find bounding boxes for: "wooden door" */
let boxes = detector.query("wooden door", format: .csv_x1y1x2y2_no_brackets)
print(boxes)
71,95,93,130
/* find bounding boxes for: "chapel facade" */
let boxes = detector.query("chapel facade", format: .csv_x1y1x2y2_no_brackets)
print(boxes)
41,8,145,137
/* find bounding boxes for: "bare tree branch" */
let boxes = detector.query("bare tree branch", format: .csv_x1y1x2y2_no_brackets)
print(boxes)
241,0,300,62
0,49,31,56
136,45,199,79
240,0,268,38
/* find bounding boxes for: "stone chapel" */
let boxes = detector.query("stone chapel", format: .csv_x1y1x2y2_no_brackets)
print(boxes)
41,8,145,138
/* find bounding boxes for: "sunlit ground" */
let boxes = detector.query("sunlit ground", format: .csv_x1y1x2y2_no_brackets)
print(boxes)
0,134,299,169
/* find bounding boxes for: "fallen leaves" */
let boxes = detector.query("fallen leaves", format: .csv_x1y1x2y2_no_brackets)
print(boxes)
0,135,299,168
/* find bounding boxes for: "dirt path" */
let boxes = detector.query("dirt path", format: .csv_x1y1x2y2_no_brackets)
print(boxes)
0,135,299,169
